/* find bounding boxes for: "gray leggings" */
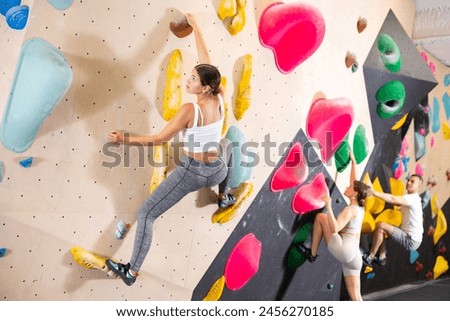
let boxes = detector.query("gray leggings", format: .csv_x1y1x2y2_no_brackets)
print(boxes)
129,139,233,272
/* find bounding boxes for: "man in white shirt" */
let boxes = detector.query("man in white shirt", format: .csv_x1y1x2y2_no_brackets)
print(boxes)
363,174,423,266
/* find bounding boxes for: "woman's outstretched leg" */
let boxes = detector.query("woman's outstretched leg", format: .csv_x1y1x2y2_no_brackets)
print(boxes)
218,138,236,207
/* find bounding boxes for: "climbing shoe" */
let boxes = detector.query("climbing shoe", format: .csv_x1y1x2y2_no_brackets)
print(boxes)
106,259,136,286
373,256,387,267
362,253,373,266
218,194,236,208
296,243,316,263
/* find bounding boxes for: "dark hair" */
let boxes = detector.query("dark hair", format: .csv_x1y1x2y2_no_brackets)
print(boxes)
353,180,371,207
409,174,423,183
195,64,221,95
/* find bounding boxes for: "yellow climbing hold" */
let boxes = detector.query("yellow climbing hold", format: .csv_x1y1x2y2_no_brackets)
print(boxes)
212,182,253,224
70,246,108,271
433,255,449,279
364,265,373,274
361,210,376,234
149,143,169,194
375,208,402,227
234,54,252,121
363,174,385,215
391,113,408,130
228,0,247,35
390,178,405,197
163,49,183,121
433,209,448,245
431,194,440,218
443,122,450,140
221,77,229,136
203,275,226,301
217,0,237,20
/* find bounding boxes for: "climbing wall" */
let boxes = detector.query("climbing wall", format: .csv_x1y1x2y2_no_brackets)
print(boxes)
0,0,448,301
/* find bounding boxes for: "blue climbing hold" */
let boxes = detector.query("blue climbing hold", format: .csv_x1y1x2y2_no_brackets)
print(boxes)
410,250,419,264
0,161,3,183
414,132,425,161
114,220,128,240
0,248,6,257
19,157,32,168
445,74,450,87
5,5,28,30
47,0,73,11
0,38,73,153
431,97,440,133
367,272,375,280
443,92,450,120
0,0,21,16
225,126,253,188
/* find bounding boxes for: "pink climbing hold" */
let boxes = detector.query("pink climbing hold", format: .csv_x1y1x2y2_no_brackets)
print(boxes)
292,172,329,215
421,51,428,62
415,163,424,177
430,136,435,147
306,98,354,163
224,233,262,291
270,142,308,192
399,137,409,157
258,1,325,73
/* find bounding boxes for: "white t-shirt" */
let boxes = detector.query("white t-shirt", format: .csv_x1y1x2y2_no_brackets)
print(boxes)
399,193,423,242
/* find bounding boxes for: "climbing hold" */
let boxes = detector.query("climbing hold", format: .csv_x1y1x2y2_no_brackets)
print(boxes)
169,15,193,38
345,52,356,68
70,246,117,277
363,174,385,215
306,97,354,163
390,178,405,197
391,113,408,130
217,0,237,20
357,17,367,33
415,163,424,177
353,124,369,164
149,143,169,194
431,97,440,133
438,245,446,255
292,172,328,215
225,126,253,188
287,223,313,270
425,270,433,280
433,209,447,245
220,77,230,136
430,194,440,218
5,5,28,30
393,156,404,179
433,256,449,279
409,250,419,264
162,49,183,121
0,161,3,183
0,247,6,257
415,261,423,272
351,61,359,73
234,54,252,121
375,208,402,227
227,0,246,36
445,74,450,87
203,275,225,301
366,272,375,280
443,122,450,140
414,132,426,161
114,220,129,240
0,38,73,153
47,0,73,11
334,139,350,173
364,265,373,274
19,157,32,168
224,233,262,291
270,142,308,192
377,33,402,72
258,1,325,73
327,283,334,290
212,182,253,224
361,210,375,234
375,80,406,119
0,0,20,16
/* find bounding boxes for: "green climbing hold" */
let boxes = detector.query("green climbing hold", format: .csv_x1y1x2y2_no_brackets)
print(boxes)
287,223,312,270
377,33,402,72
353,125,369,164
334,138,350,173
327,283,334,290
375,80,406,119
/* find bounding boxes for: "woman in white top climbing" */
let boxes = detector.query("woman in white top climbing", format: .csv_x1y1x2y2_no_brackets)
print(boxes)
297,151,371,300
106,13,235,286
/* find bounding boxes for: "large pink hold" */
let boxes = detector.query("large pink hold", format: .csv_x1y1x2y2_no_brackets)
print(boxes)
270,142,308,192
292,172,329,215
415,163,424,177
258,1,325,73
306,98,354,163
224,233,262,291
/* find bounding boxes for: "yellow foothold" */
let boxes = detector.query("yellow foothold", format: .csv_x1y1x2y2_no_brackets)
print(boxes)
234,54,252,121
163,49,183,122
363,174,385,215
391,113,408,130
217,0,237,20
361,210,376,234
212,182,253,224
203,275,226,301
149,143,169,194
433,209,448,245
430,194,440,218
433,255,449,279
443,122,450,140
364,265,373,274
70,246,108,272
375,208,402,227
228,0,246,35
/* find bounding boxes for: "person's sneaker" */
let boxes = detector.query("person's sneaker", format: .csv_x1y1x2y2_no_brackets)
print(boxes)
296,243,316,263
218,194,236,208
106,259,136,286
362,253,373,266
373,256,387,267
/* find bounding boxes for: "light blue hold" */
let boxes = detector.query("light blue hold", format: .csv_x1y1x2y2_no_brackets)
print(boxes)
414,132,425,161
0,37,73,153
47,0,73,11
444,74,450,87
5,4,28,30
366,272,375,280
443,92,450,120
114,220,128,240
225,126,253,189
0,247,6,257
431,97,440,133
19,157,32,168
0,161,4,183
409,250,419,264
0,0,21,16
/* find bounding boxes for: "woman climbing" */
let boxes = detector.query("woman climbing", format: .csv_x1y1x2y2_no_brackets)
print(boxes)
106,13,236,286
297,151,371,300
